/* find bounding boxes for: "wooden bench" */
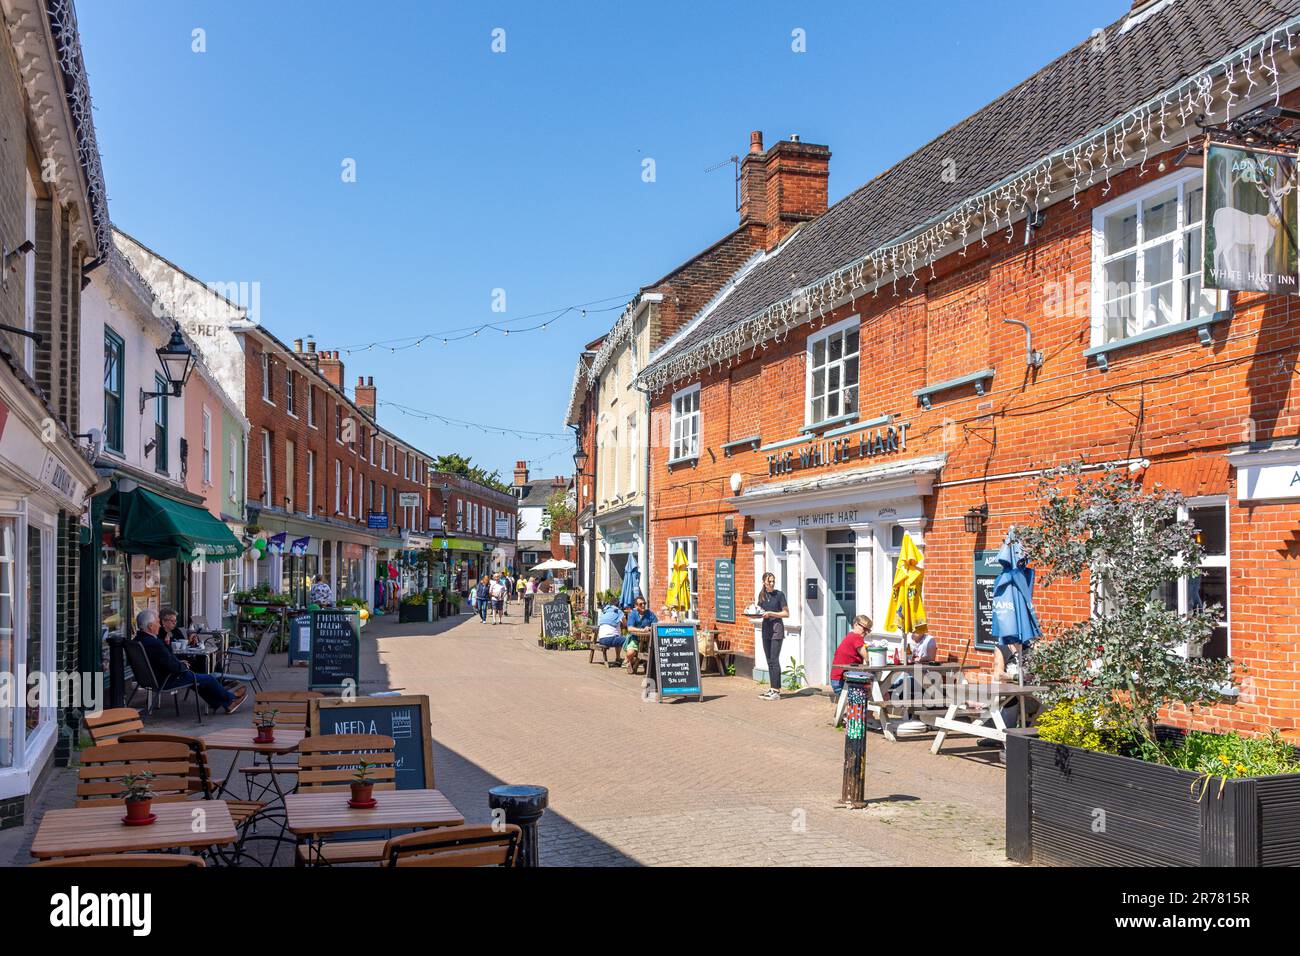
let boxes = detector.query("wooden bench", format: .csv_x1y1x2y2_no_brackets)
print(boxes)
587,639,622,667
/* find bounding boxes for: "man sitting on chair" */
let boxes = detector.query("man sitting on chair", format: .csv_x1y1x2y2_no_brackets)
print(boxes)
134,609,244,715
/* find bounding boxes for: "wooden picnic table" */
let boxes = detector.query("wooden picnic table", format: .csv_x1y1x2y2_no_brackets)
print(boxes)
200,726,305,804
929,682,1047,754
30,800,236,860
286,788,464,866
836,663,980,740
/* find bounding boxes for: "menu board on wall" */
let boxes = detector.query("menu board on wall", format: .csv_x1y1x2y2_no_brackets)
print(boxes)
714,559,735,624
973,550,1000,650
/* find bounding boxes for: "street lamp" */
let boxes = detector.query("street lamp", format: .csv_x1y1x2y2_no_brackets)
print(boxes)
140,322,198,412
573,448,589,475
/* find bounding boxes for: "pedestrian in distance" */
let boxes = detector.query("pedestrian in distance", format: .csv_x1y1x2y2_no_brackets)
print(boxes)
475,576,491,623
523,576,537,623
489,572,506,625
756,572,789,700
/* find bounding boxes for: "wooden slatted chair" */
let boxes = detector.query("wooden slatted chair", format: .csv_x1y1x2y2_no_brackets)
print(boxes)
84,708,144,746
294,733,396,866
239,690,322,799
75,741,194,806
383,824,522,867
31,853,205,868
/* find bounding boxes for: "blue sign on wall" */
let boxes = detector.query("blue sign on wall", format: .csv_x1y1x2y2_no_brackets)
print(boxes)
367,511,390,529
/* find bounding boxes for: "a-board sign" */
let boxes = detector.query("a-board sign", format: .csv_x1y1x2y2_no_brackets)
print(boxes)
287,612,311,666
651,623,702,701
310,695,434,789
308,608,360,691
714,559,735,624
541,599,571,640
973,550,1000,650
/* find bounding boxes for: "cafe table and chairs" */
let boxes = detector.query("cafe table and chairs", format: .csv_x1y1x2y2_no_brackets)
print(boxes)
833,661,977,739
30,801,237,862
287,789,466,867
237,690,322,801
927,682,1048,754
199,724,306,806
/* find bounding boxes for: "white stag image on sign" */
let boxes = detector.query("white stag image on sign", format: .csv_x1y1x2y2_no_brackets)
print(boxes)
1203,142,1299,294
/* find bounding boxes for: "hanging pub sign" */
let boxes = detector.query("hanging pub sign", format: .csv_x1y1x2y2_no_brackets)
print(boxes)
1203,141,1299,295
768,421,910,477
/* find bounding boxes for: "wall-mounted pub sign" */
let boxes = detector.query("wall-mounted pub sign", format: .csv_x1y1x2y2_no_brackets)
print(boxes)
1204,142,1299,295
768,422,910,477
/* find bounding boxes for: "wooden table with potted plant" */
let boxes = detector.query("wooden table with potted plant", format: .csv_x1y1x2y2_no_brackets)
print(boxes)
200,718,305,806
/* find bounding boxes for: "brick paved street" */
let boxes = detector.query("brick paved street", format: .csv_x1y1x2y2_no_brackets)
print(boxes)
0,608,1012,867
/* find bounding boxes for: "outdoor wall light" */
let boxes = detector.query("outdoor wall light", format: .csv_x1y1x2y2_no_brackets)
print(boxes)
729,472,743,494
140,322,198,411
963,504,989,534
573,448,590,475
722,515,738,546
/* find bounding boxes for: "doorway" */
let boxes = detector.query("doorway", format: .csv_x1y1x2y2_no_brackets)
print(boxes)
826,546,856,681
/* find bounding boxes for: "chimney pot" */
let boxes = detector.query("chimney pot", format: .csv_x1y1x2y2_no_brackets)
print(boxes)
790,133,800,143
307,339,316,352
749,130,763,154
293,338,303,352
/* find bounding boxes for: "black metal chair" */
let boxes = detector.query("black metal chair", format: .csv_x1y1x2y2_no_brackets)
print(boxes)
122,638,203,721
212,627,273,694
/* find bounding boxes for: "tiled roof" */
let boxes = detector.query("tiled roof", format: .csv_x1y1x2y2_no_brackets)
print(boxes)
642,0,1300,388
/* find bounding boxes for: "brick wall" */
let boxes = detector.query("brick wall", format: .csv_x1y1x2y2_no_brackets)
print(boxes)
647,128,1300,738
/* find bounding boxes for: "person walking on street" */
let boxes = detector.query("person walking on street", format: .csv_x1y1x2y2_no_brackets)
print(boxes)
489,572,506,625
524,576,537,623
756,572,789,700
475,576,491,622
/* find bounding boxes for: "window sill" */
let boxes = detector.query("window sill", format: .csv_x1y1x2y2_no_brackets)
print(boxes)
801,413,857,435
667,454,699,468
721,436,761,456
1084,310,1229,371
913,368,995,410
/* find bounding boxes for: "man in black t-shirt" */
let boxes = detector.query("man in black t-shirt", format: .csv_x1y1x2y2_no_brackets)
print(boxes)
757,572,789,700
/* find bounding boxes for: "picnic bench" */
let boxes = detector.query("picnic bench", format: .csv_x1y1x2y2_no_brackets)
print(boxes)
928,682,1047,754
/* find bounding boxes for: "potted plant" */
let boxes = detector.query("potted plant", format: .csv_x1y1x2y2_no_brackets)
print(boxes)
254,709,278,744
349,758,378,808
120,771,157,825
1004,463,1300,867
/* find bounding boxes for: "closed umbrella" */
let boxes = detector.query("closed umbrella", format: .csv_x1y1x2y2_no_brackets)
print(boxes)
884,532,926,636
666,545,692,615
990,529,1041,688
619,552,642,607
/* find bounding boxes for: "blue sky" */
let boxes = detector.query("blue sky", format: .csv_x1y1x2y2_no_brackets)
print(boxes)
76,0,1131,482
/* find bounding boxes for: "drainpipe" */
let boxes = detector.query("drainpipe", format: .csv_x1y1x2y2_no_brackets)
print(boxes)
633,378,653,607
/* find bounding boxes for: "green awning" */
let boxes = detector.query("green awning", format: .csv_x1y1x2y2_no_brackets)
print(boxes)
118,487,245,563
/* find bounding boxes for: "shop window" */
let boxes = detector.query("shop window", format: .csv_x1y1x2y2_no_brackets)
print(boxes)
669,384,701,463
806,316,859,428
103,328,124,453
154,374,169,473
1092,169,1225,347
667,537,698,613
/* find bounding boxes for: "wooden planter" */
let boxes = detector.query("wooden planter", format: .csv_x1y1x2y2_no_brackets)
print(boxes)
1006,730,1300,867
398,602,433,623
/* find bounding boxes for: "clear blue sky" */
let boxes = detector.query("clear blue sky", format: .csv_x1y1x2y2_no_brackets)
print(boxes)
76,0,1130,482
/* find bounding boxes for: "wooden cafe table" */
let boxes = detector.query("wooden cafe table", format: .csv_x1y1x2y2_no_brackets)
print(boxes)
286,789,464,866
835,662,978,740
31,800,236,861
200,726,305,804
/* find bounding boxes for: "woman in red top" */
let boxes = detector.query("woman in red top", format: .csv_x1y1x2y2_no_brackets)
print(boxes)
830,615,873,695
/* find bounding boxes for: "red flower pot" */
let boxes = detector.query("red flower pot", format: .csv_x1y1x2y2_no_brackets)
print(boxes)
255,726,275,744
349,782,375,807
123,798,154,824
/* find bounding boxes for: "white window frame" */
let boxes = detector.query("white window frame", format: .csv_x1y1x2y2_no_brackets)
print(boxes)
1090,167,1227,348
347,468,354,518
805,315,860,429
261,352,273,404
457,499,464,532
284,439,296,512
334,459,342,513
668,384,701,464
285,368,296,417
1172,496,1230,661
306,450,316,515
228,435,238,503
201,407,212,485
667,536,699,616
260,431,272,506
307,385,316,428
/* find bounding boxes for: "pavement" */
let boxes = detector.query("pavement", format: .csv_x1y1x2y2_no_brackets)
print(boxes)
1,602,1012,867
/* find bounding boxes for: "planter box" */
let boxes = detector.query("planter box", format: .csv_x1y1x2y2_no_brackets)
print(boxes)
398,602,433,623
1006,730,1300,867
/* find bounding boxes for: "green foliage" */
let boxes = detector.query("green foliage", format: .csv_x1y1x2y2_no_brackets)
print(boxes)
782,661,807,691
1035,699,1128,754
1019,462,1234,742
338,597,368,611
233,582,290,605
119,771,156,802
1163,729,1300,780
545,488,576,533
432,454,512,494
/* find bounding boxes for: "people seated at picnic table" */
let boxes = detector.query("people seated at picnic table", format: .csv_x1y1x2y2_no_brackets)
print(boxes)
622,596,658,670
134,608,244,715
829,615,874,696
890,623,938,700
986,637,1041,734
595,602,625,659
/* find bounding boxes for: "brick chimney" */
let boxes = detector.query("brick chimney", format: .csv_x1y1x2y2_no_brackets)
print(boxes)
355,375,376,418
513,460,529,486
317,350,344,389
301,338,319,372
740,130,831,250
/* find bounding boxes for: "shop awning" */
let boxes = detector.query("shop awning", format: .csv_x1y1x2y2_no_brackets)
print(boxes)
118,487,246,563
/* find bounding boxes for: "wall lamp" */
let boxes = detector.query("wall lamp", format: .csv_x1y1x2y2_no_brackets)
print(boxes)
139,322,198,412
722,515,738,546
963,504,989,534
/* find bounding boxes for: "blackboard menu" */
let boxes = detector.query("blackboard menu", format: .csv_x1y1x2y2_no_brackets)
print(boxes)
287,613,311,666
312,695,434,790
973,550,1001,649
652,624,702,701
309,608,360,690
714,559,735,624
541,600,571,640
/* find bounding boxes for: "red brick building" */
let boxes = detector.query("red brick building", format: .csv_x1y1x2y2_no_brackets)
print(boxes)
426,469,518,592
640,1,1300,737
242,333,435,607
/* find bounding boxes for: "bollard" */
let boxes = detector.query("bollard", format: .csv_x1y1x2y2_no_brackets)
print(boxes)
107,635,127,710
840,672,870,808
488,784,549,867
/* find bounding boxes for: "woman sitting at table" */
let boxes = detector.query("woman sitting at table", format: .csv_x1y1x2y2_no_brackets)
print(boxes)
890,623,937,700
829,615,873,697
159,606,189,647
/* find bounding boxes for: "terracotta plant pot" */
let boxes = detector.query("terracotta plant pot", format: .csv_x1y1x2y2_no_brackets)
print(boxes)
349,782,374,805
255,726,275,744
124,798,153,823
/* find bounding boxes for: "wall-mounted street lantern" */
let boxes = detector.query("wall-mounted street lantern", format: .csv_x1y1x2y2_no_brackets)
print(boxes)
573,448,590,475
139,322,197,412
963,504,989,534
722,514,738,546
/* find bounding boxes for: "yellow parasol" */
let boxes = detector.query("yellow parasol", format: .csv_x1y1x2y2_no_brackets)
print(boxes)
884,532,926,634
666,544,692,613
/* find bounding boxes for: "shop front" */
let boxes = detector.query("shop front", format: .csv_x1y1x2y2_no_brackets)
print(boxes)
594,506,643,600
0,380,101,821
432,536,492,595
731,454,944,687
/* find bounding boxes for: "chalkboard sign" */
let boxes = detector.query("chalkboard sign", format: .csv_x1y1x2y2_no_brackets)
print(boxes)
714,559,735,624
310,695,434,789
541,600,571,640
651,623,702,701
973,550,1001,649
287,613,311,666
308,608,361,691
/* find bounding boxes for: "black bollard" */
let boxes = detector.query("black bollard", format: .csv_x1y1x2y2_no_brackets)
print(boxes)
488,784,549,867
840,672,870,808
107,635,127,710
